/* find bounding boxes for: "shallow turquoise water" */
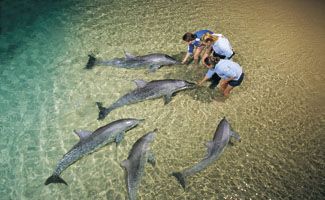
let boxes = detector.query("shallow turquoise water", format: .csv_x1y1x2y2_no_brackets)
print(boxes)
1,0,324,199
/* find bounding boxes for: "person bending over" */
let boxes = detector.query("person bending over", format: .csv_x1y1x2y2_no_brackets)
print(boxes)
201,33,235,67
198,57,244,97
182,30,214,65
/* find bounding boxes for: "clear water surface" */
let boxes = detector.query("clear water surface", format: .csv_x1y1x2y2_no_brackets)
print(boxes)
0,0,324,199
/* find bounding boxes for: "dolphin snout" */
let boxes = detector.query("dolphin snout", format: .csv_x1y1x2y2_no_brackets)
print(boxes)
138,119,146,123
185,81,197,88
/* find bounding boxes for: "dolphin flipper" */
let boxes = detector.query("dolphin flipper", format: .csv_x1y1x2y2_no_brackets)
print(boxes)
147,152,156,167
115,132,125,145
230,130,241,142
45,175,68,186
148,64,161,73
171,172,187,189
163,94,172,105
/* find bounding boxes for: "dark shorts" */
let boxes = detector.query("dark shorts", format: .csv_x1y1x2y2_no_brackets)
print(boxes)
228,73,244,87
208,73,221,89
212,51,235,59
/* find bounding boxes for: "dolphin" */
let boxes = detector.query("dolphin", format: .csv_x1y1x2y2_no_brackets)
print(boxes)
96,79,196,120
44,118,144,186
121,129,157,200
85,52,181,72
171,117,241,189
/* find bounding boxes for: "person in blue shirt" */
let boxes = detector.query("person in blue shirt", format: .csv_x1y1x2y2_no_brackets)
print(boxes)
181,30,214,65
198,57,244,97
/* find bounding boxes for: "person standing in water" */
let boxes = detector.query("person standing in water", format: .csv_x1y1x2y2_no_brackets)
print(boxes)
181,30,214,65
201,33,235,67
198,57,244,97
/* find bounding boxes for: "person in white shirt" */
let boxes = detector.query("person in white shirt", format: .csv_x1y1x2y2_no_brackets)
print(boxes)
201,33,235,67
198,57,244,97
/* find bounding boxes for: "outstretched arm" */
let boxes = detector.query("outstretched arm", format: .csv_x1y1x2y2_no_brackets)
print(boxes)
182,43,195,64
197,75,210,86
182,52,192,64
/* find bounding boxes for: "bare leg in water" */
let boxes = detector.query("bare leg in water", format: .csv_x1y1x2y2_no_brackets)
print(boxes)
219,80,228,92
223,85,234,97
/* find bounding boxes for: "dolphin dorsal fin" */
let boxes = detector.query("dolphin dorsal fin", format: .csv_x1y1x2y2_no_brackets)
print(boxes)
205,141,214,150
124,51,136,60
73,130,93,140
205,141,213,148
205,141,221,157
205,141,216,157
134,80,148,88
120,160,130,171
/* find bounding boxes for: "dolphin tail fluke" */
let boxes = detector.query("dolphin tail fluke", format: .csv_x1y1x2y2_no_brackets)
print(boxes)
45,175,68,186
85,54,97,69
171,172,187,189
96,102,106,111
96,102,113,120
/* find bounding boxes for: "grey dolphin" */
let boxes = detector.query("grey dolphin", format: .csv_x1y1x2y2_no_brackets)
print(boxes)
85,52,180,72
121,129,157,200
172,117,241,189
45,118,144,185
96,79,196,120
